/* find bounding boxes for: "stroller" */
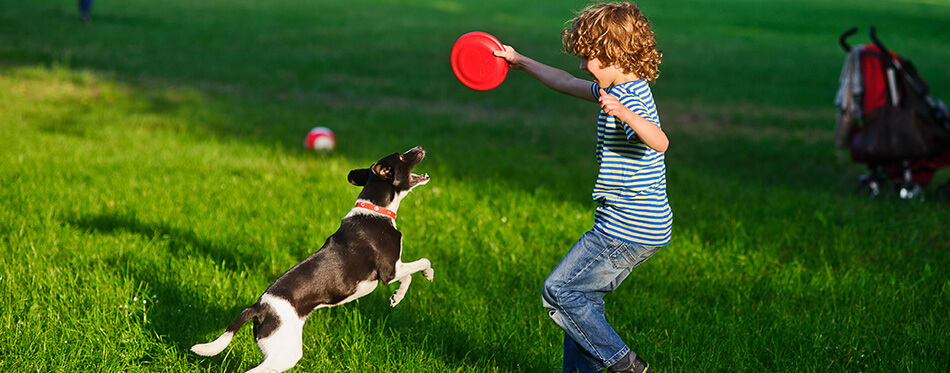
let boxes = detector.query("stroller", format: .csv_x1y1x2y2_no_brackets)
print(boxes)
835,27,950,200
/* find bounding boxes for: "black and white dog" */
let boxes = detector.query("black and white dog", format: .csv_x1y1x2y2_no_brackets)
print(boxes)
191,146,434,373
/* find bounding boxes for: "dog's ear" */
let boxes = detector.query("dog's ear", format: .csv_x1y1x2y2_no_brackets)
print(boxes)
371,163,393,181
348,168,371,186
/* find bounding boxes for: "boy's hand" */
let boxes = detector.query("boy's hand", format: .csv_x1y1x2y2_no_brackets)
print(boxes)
493,45,527,70
599,89,669,152
599,89,628,117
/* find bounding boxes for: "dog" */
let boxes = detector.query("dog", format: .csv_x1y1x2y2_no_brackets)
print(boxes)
191,146,434,373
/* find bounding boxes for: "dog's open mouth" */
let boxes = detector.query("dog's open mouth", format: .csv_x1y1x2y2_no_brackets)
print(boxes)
403,146,428,187
411,173,430,186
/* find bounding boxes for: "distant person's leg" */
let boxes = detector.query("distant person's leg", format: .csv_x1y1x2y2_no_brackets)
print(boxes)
79,0,93,23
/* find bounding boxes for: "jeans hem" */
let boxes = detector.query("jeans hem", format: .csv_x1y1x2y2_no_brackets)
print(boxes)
603,346,631,370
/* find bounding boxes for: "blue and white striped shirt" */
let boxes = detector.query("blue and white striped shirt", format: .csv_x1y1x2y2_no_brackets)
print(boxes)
591,80,672,246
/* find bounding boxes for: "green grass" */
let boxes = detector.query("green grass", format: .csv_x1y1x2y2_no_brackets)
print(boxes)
2,0,949,371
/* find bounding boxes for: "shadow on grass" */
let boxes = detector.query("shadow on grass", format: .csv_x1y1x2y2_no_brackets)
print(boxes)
67,210,267,271
101,249,252,372
64,211,278,370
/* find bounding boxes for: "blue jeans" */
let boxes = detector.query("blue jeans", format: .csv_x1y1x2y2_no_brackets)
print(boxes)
542,229,662,372
79,0,93,16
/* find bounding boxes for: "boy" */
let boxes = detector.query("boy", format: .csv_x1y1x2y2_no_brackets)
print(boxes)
493,2,670,373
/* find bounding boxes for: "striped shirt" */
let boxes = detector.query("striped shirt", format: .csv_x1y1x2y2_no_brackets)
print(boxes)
590,80,672,246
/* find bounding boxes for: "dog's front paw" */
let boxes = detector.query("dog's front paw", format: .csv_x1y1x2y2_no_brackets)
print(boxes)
390,293,404,307
423,267,434,282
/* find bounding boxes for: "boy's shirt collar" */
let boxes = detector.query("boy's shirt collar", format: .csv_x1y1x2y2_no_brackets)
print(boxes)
600,79,646,94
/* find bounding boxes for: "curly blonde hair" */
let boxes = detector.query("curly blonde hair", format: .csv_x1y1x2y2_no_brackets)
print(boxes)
562,2,662,81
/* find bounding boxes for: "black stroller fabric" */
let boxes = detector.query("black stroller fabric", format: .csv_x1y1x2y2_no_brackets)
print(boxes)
853,76,938,162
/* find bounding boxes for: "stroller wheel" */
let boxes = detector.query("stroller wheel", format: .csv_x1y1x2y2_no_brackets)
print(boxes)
898,181,925,202
858,174,884,198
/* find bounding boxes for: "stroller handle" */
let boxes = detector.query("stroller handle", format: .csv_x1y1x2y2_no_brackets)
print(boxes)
869,26,896,67
839,26,858,52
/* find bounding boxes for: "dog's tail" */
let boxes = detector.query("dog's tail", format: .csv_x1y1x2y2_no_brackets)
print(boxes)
190,302,265,356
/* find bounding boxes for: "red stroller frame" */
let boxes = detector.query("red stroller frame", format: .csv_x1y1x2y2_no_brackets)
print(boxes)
835,27,950,200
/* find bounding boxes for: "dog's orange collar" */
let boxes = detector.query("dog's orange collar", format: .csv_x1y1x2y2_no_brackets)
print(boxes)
356,202,397,220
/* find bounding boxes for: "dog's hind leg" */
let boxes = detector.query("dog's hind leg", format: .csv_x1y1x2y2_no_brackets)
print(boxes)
388,258,434,307
246,295,306,373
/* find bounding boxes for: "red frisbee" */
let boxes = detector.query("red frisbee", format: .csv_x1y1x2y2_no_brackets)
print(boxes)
450,31,508,91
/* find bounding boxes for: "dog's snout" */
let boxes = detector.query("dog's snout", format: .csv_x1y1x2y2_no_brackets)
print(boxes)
403,146,424,156
402,146,426,164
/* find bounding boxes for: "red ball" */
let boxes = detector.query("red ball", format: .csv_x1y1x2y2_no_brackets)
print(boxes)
304,127,336,151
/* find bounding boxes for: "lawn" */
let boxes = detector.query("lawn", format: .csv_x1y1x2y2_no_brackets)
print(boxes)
1,0,949,371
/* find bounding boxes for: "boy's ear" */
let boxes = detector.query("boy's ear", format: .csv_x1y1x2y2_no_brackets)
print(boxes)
371,163,393,180
348,168,371,186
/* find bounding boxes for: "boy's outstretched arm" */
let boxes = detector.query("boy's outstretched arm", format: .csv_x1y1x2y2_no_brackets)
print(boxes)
494,46,596,102
599,89,669,153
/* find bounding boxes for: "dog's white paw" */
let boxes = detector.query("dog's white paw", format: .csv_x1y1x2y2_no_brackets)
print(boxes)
423,267,434,282
390,293,404,307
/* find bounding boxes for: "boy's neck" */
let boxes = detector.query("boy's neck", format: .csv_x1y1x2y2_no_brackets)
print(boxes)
612,71,642,86
600,65,641,88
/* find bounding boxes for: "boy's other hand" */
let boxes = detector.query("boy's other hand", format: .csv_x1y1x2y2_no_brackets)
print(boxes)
599,89,626,117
